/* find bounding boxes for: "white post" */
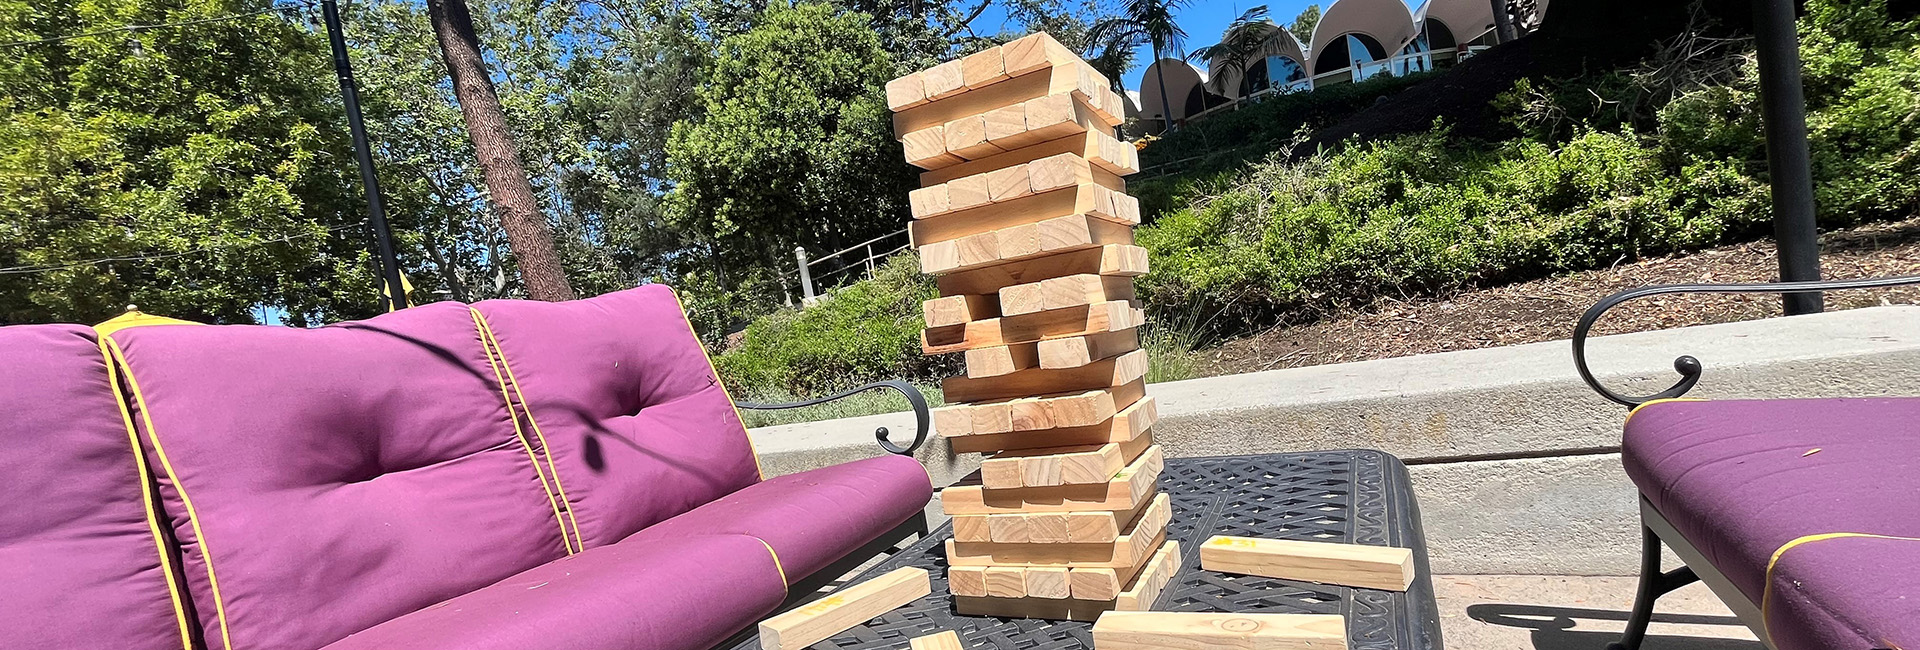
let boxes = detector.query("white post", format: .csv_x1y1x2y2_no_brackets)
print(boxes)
865,242,876,276
795,246,816,304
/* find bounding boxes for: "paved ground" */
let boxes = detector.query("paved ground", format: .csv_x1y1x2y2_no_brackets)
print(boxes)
1435,575,1763,650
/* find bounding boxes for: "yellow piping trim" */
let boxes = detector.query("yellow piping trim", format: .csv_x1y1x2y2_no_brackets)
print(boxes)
663,287,765,481
1761,532,1920,645
94,310,199,336
1624,397,1704,425
469,310,585,550
97,339,195,650
751,536,790,592
104,337,234,650
468,309,579,555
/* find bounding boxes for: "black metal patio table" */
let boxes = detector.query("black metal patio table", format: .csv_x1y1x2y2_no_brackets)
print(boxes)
727,449,1442,650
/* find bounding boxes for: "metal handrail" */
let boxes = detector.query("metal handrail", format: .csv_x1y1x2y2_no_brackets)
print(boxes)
1572,274,1920,407
734,379,930,455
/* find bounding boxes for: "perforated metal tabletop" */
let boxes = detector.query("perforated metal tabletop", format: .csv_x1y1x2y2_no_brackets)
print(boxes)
727,449,1442,650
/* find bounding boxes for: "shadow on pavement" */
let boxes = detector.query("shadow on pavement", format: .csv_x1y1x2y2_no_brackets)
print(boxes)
1466,603,1767,650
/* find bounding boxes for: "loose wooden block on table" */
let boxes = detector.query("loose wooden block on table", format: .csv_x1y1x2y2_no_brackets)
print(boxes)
1200,535,1417,591
935,244,1147,296
909,630,966,650
946,493,1170,567
950,541,1183,622
948,394,1156,452
756,566,930,650
941,348,1146,403
977,430,1154,489
923,293,997,328
942,443,1161,515
1091,611,1349,650
921,299,1143,354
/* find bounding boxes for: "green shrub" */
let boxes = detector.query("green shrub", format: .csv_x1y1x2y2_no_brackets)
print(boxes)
715,254,958,396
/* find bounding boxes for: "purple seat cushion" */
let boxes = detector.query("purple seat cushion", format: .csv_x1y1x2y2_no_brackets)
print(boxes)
105,303,574,650
0,325,191,650
320,534,786,650
626,454,933,580
469,285,762,548
1623,398,1920,649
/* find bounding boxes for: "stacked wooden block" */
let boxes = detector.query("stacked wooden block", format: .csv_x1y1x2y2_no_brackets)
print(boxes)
886,33,1178,622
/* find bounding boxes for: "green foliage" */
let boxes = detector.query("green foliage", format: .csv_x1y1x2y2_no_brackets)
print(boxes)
716,254,959,396
1288,4,1320,43
0,0,375,324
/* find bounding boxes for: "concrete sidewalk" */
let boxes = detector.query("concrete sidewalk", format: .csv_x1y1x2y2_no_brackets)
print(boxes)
1436,575,1762,650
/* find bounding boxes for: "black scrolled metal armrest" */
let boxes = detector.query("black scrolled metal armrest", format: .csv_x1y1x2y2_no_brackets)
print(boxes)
1573,274,1920,407
734,380,930,455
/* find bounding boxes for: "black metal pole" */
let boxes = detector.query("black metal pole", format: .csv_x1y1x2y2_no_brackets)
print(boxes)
1489,0,1516,43
1753,0,1822,314
320,0,407,312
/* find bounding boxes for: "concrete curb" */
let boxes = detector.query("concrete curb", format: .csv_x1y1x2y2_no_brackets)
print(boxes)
747,306,1920,573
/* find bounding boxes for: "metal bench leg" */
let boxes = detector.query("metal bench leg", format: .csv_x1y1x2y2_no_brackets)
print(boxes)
1610,524,1700,650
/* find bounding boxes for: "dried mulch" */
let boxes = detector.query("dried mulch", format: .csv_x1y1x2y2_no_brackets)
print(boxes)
1196,217,1920,377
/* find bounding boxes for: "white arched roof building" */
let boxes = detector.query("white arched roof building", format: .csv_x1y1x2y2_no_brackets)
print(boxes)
1137,58,1211,129
1203,23,1309,100
1306,0,1420,77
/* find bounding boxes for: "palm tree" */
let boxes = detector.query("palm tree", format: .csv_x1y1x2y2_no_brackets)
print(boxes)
1088,0,1190,131
1187,6,1272,96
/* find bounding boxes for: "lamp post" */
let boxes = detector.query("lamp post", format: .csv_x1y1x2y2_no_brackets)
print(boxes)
1751,0,1823,314
319,0,408,312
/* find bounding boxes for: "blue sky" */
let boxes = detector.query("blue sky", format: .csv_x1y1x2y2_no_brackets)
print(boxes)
974,0,1416,92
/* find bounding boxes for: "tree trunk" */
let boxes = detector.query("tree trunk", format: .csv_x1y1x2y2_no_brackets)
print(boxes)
1152,48,1176,133
426,0,576,301
1489,0,1516,43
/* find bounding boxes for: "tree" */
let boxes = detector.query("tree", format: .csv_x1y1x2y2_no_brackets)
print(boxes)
1189,5,1272,95
0,0,376,324
425,0,575,301
1089,0,1190,130
663,2,911,334
1289,4,1320,43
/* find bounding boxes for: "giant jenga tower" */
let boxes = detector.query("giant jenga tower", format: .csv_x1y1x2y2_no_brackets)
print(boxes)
885,33,1180,621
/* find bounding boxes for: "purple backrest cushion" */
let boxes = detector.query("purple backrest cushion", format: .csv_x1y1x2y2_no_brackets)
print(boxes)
104,302,576,650
0,325,192,650
468,284,761,548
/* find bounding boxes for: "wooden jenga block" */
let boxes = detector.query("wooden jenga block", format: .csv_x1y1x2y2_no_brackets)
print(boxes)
1027,152,1125,194
923,294,997,328
1026,567,1072,599
909,631,966,650
950,541,1182,621
1068,519,1166,600
982,103,1039,149
941,349,1146,404
922,60,965,100
1200,536,1417,591
986,165,1033,203
978,432,1153,489
1001,32,1054,76
1039,328,1140,369
988,511,1031,542
908,184,950,218
910,182,1131,245
945,173,992,212
948,565,989,597
902,126,961,169
932,404,974,437
952,514,992,542
998,273,1135,317
920,214,1134,275
946,494,1169,567
1043,380,1147,428
996,279,1048,316
965,341,1040,378
970,399,1014,434
1065,487,1160,544
941,445,1161,515
1092,610,1347,650
944,114,1002,159
1022,93,1102,143
1029,512,1072,542
886,72,927,111
757,567,930,650
936,245,1147,296
921,299,1143,354
948,395,1156,453
983,566,1027,597
962,46,1009,88
1008,396,1053,431
922,126,1135,186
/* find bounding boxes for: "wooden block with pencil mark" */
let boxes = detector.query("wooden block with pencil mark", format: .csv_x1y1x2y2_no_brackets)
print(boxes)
909,631,966,650
1200,535,1417,591
756,567,930,650
1091,611,1348,650
947,565,988,597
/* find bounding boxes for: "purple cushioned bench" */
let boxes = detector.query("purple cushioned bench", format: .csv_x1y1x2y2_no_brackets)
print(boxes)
1624,398,1920,650
0,285,934,650
1572,276,1920,650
